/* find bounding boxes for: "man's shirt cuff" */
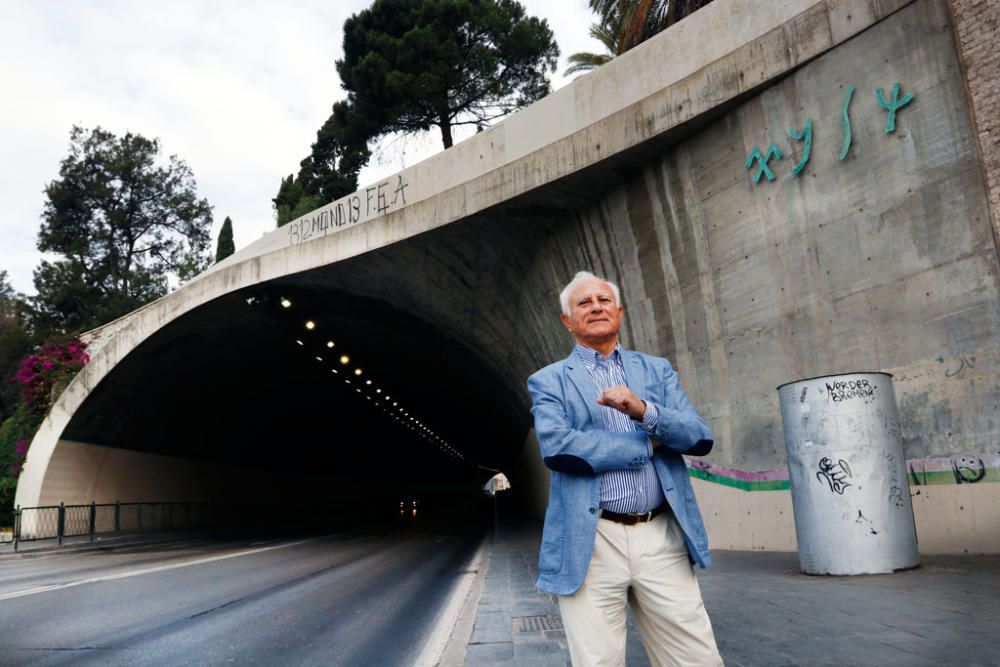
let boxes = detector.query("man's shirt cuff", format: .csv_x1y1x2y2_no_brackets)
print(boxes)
640,401,660,431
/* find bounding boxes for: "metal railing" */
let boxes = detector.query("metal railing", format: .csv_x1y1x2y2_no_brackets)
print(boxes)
0,501,212,550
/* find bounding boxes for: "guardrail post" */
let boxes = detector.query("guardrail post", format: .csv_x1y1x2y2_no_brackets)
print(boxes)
114,501,121,533
57,503,65,545
89,502,96,543
13,505,19,552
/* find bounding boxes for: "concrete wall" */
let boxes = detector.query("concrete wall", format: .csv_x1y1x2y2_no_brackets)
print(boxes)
948,0,1000,245
39,440,359,508
514,0,1000,553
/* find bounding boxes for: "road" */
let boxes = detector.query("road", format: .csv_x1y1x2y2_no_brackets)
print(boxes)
0,527,482,666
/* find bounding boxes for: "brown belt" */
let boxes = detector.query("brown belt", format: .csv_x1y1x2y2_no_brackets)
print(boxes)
600,503,667,525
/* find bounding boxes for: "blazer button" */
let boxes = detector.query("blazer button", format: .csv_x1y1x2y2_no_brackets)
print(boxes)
589,507,597,514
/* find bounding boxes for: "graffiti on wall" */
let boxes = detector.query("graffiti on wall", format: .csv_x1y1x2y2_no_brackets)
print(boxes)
287,174,409,247
686,453,1000,491
745,82,915,184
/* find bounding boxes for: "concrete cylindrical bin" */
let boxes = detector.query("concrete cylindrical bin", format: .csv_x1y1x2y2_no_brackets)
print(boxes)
777,372,919,575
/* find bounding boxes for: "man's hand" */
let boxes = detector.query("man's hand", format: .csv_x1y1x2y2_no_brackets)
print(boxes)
596,385,646,420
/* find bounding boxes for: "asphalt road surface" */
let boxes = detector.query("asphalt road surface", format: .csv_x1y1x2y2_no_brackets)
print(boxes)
0,527,481,666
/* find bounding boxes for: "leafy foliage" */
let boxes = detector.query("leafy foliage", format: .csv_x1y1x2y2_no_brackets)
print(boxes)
336,0,559,149
0,336,89,524
0,271,34,424
215,216,235,263
33,126,213,334
274,101,369,227
566,0,715,76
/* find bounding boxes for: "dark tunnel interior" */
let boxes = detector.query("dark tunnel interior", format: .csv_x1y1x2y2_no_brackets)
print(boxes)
61,280,526,529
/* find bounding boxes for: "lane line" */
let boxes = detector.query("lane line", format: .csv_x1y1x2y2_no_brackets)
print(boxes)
0,536,328,601
412,538,488,667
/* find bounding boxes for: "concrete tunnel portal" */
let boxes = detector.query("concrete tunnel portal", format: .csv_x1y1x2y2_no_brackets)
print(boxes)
37,204,592,525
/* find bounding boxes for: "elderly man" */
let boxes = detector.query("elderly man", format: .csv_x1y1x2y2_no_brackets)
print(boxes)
527,271,723,667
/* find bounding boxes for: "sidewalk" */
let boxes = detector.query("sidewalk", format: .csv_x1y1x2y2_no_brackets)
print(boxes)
459,521,1000,667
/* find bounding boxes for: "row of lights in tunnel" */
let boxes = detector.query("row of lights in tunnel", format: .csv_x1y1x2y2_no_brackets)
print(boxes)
277,296,466,462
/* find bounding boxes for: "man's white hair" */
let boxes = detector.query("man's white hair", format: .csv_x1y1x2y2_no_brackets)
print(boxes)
559,271,621,316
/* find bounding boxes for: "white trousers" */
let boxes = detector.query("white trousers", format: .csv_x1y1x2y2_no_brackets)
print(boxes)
558,511,724,667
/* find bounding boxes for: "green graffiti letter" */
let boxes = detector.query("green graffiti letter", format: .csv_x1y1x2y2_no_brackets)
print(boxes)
875,82,914,134
839,85,856,160
787,118,813,176
745,143,783,183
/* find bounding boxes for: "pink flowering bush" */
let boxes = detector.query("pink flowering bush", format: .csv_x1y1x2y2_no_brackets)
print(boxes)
14,338,89,416
1,336,89,479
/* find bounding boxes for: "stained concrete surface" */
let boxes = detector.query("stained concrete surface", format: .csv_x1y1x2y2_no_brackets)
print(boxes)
462,522,1000,667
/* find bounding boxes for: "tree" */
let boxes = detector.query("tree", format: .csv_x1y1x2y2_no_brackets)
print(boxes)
216,216,235,262
567,0,715,76
33,126,213,333
274,101,370,227
0,271,34,424
336,0,559,149
564,6,625,76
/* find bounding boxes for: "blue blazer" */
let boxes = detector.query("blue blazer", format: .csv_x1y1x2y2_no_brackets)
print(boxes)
527,347,714,595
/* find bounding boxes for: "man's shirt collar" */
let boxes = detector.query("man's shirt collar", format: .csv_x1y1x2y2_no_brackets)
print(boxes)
574,342,623,370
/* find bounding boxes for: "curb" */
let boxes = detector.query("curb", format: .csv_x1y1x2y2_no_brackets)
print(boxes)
416,536,492,667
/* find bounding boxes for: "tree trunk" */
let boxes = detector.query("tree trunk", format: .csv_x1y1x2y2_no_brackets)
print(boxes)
438,116,453,149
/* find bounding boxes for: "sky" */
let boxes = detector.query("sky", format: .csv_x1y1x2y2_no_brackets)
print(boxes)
0,1,603,296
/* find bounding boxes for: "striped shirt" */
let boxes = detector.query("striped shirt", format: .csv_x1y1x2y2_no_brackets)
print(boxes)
575,344,666,514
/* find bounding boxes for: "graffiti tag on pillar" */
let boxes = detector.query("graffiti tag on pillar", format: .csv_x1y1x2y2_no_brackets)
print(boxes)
816,457,853,494
745,81,915,183
824,378,876,404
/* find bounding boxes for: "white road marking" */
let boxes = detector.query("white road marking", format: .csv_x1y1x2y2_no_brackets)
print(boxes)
0,536,327,601
412,539,488,667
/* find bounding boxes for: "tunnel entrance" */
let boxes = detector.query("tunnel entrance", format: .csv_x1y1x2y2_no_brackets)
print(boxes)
54,209,580,531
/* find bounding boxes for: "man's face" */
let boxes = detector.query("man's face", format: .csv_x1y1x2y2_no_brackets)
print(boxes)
561,277,623,348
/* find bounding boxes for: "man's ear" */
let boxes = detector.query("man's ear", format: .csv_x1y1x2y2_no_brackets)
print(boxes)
560,313,571,331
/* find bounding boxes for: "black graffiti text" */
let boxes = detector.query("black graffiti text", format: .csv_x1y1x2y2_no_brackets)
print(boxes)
825,379,876,403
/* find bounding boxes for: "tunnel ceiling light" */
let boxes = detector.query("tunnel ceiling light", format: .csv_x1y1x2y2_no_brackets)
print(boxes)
376,388,381,393
296,340,304,346
340,355,350,365
305,320,316,330
331,368,338,374
281,298,292,308
365,379,372,385
354,368,363,376
316,356,323,362
327,341,335,348
345,379,351,384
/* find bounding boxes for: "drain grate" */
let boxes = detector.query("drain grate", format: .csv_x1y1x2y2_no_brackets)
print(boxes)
512,614,563,633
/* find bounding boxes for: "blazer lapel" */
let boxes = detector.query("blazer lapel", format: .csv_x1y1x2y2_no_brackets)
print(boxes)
564,352,604,428
620,348,645,394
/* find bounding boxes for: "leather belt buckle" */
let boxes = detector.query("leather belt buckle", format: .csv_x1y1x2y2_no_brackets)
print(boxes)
600,503,665,525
